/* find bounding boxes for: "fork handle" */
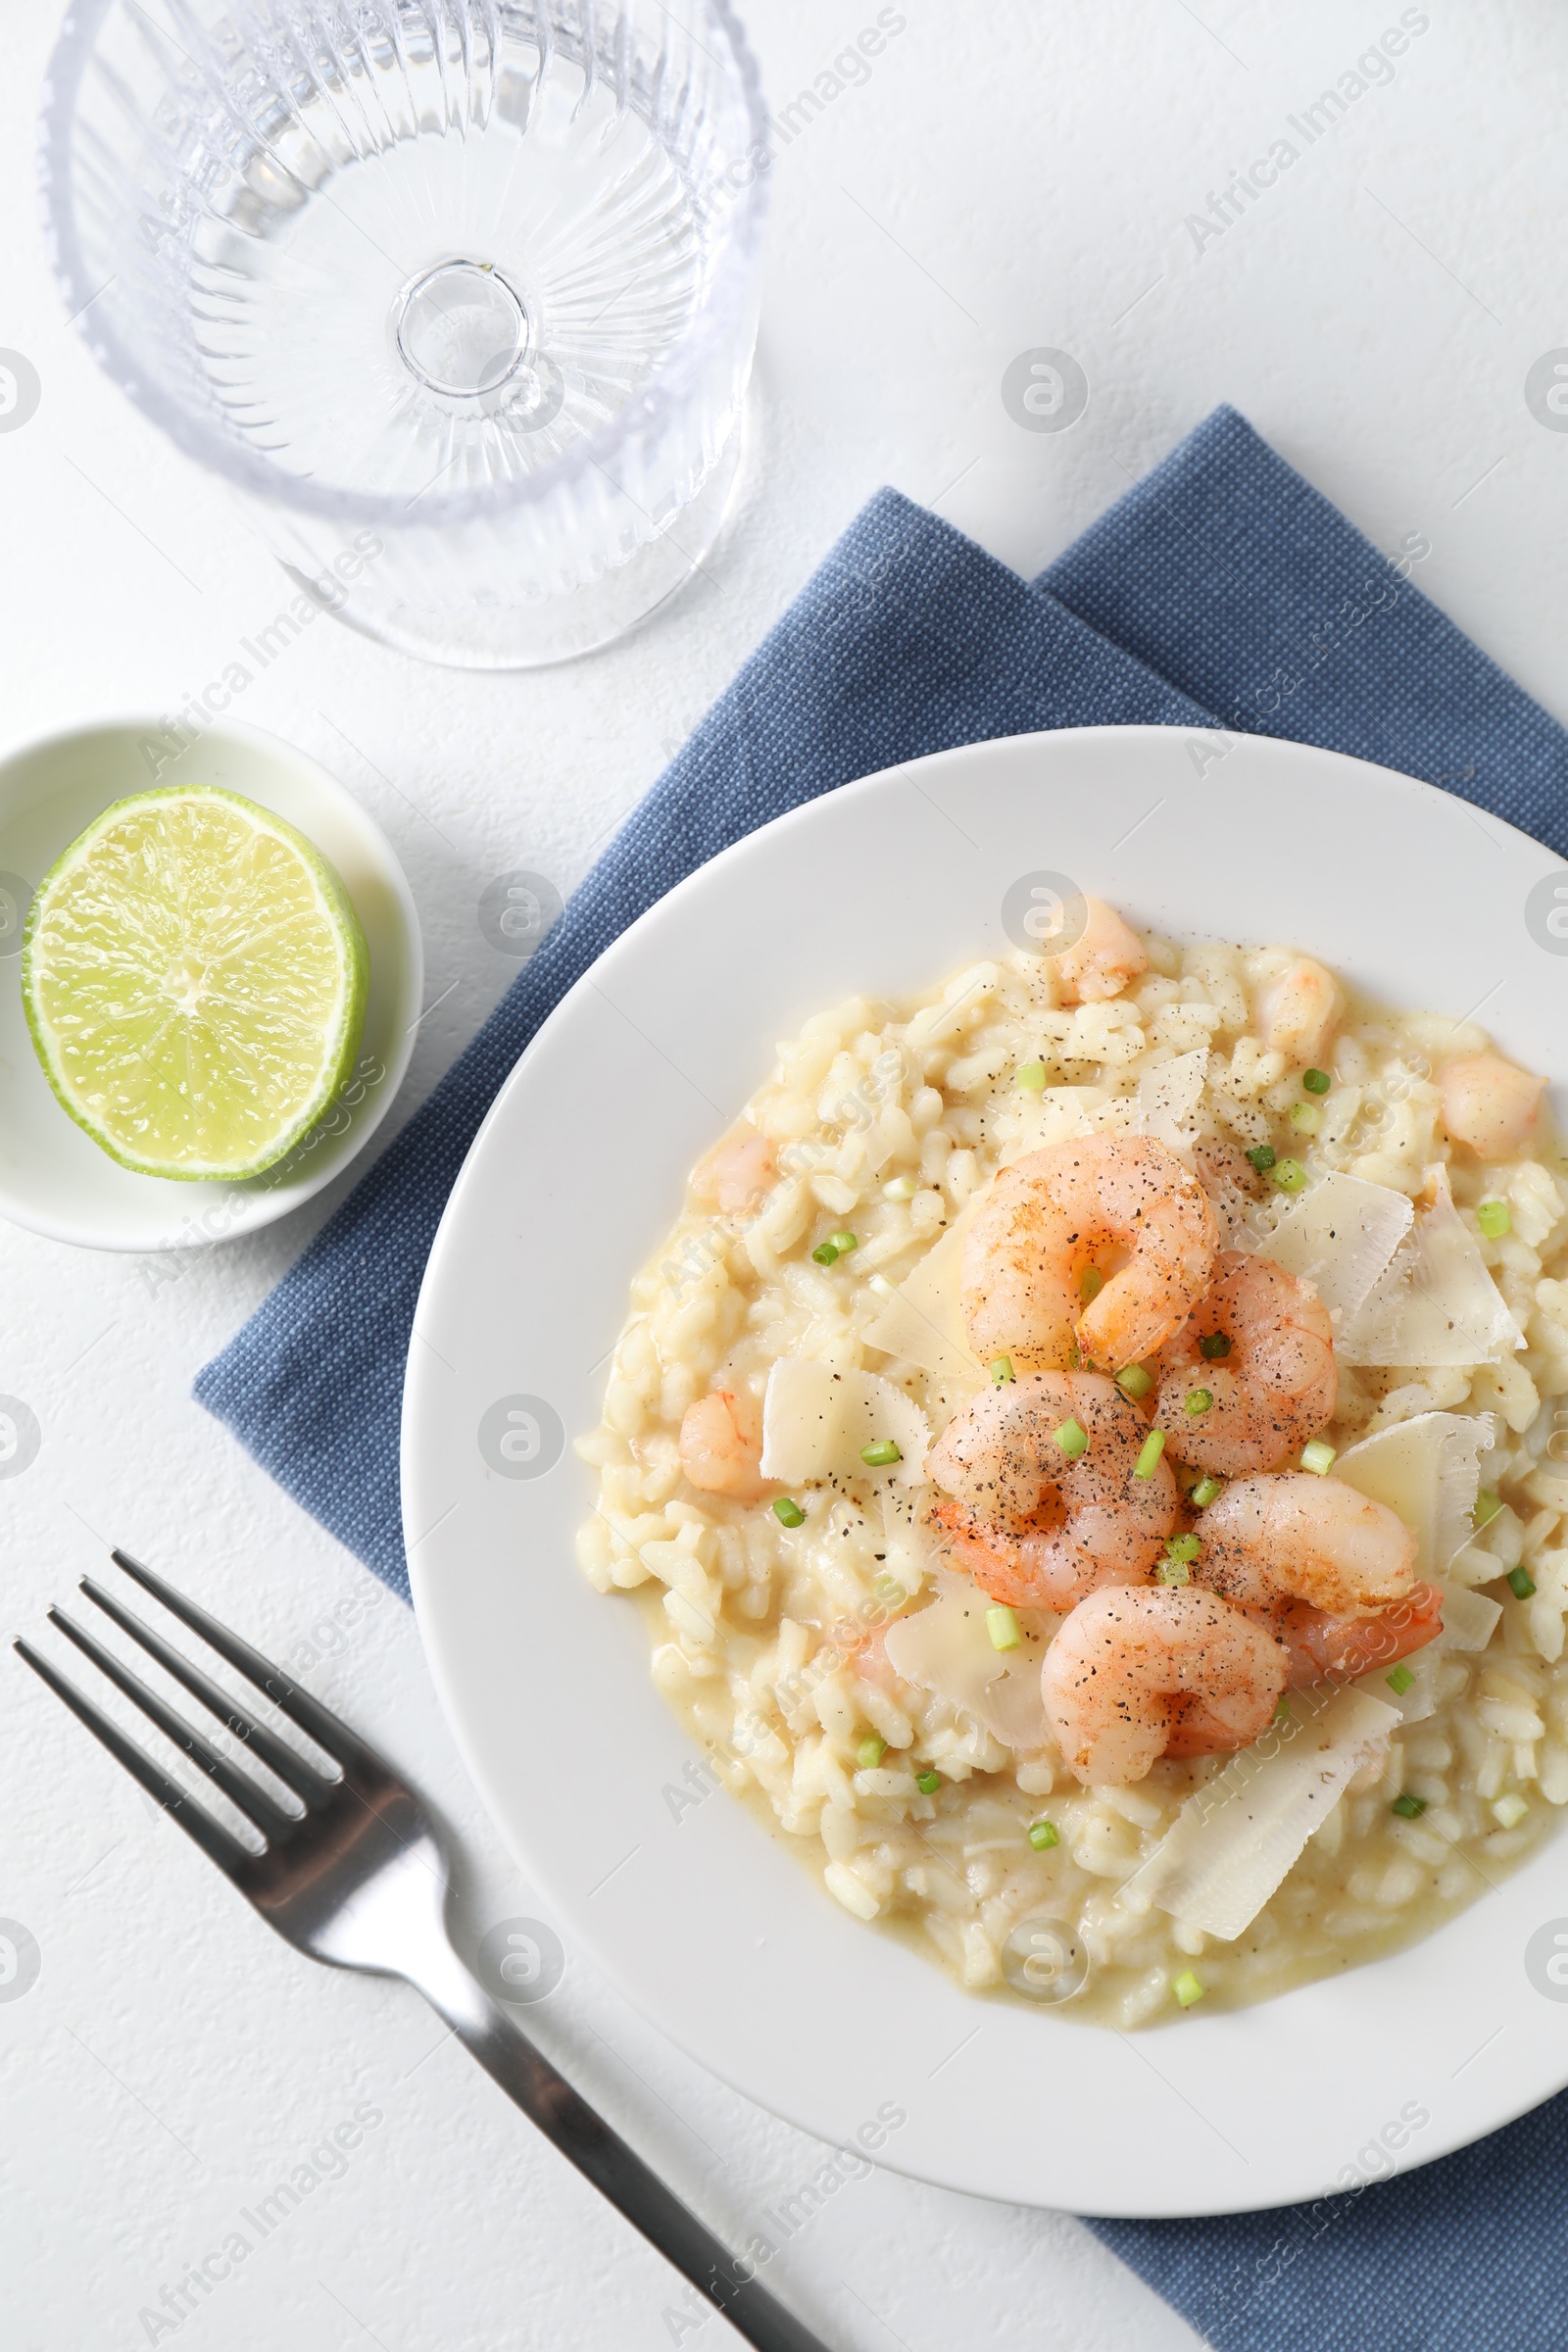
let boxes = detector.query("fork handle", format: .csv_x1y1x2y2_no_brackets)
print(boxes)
409,1941,832,2352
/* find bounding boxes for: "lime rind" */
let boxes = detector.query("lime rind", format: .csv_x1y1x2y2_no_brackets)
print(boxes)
22,785,368,1183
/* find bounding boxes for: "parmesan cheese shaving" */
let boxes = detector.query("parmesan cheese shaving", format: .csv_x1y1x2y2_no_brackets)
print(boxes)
1119,1685,1400,1942
1333,1410,1496,1581
1358,1640,1443,1726
861,1221,983,1386
760,1360,932,1487
1131,1049,1208,1160
1257,1171,1412,1328
1433,1581,1503,1651
1335,1415,1500,1722
1004,1086,1108,1158
1340,1171,1524,1366
862,1181,994,1387
883,1569,1054,1750
1351,1582,1500,1727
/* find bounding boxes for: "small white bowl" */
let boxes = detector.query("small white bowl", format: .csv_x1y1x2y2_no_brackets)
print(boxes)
0,717,422,1251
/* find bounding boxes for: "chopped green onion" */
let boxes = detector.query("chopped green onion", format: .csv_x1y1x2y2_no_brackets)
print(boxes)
1494,1792,1530,1829
1302,1067,1332,1095
1054,1416,1089,1459
1078,1265,1103,1303
1473,1488,1502,1529
989,1354,1014,1387
1199,1332,1232,1360
1116,1363,1153,1399
1166,1533,1201,1564
1015,1061,1049,1091
1027,1819,1059,1851
1134,1429,1166,1479
1190,1475,1223,1508
1156,1557,1191,1587
860,1439,903,1467
772,1496,807,1528
1271,1157,1307,1193
856,1735,887,1770
829,1230,858,1254
915,1769,942,1795
1507,1564,1537,1599
986,1605,1020,1651
1391,1792,1427,1819
811,1241,840,1265
1386,1663,1415,1696
1477,1199,1511,1239
883,1174,918,1200
1247,1144,1277,1172
1173,1971,1205,2009
1301,1440,1337,1476
1290,1102,1321,1135
1186,1388,1213,1417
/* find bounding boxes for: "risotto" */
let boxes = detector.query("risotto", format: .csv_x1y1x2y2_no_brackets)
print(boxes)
576,901,1568,2027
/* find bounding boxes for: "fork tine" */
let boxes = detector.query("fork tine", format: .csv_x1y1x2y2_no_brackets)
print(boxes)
110,1549,372,1772
15,1638,250,1880
81,1576,333,1808
48,1607,301,1847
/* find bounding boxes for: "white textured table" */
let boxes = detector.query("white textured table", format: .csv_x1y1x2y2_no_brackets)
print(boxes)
5,4,1565,2346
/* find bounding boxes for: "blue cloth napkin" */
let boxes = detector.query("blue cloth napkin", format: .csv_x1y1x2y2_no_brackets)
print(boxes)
197,403,1568,2350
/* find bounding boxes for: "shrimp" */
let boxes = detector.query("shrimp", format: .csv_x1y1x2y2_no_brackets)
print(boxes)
1275,1583,1444,1690
1193,1472,1441,1693
1259,956,1342,1065
678,1387,769,1499
1195,1471,1414,1617
1153,1251,1337,1475
960,1134,1219,1373
926,1372,1175,1609
1054,896,1148,1004
1041,1586,1288,1785
1438,1054,1543,1159
691,1126,777,1213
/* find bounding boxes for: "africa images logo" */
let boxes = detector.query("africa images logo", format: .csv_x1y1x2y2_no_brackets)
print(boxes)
1001,350,1089,434
1525,1918,1568,2000
1524,352,1568,432
1525,870,1568,956
1000,872,1088,958
477,1395,565,1479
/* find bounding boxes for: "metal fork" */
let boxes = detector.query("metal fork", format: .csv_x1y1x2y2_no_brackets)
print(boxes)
16,1549,829,2352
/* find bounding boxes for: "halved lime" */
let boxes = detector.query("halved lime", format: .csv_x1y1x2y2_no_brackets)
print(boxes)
23,786,368,1182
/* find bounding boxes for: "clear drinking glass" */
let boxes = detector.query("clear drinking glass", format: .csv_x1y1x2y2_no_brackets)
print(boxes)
41,0,767,668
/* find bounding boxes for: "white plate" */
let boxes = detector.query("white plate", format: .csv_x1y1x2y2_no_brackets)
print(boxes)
0,717,422,1250
404,725,1568,2218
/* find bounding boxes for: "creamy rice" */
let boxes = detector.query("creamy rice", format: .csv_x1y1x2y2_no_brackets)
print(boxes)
576,929,1568,2026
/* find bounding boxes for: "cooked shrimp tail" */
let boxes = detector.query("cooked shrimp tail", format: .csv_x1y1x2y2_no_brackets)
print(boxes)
1041,1585,1288,1785
1054,896,1149,1004
679,1387,769,1499
1155,1251,1337,1476
961,1134,1218,1373
926,1370,1175,1610
1439,1054,1544,1159
1278,1583,1444,1689
691,1126,777,1212
1259,956,1342,1064
1195,1471,1416,1618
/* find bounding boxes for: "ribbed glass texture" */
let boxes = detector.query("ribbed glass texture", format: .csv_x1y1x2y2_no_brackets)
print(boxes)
41,0,768,664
